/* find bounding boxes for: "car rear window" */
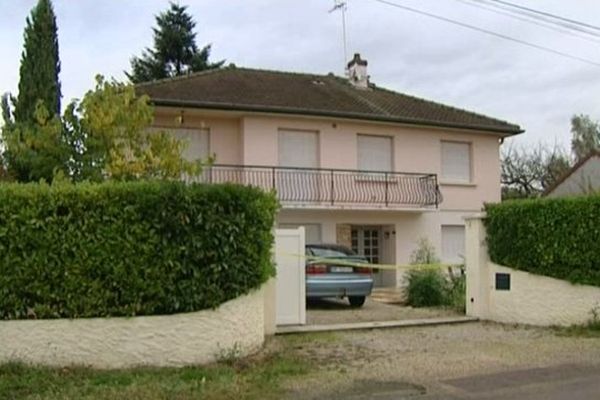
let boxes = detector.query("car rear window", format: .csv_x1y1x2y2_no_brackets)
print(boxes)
308,246,356,258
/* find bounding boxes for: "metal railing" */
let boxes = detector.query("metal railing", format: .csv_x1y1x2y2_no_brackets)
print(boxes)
191,164,441,208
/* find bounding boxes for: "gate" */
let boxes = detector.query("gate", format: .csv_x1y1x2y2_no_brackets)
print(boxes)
274,227,306,325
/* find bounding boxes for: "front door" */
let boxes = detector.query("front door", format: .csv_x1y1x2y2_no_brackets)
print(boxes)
351,226,384,287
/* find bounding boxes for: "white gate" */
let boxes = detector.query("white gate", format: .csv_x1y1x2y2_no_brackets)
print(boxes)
274,227,306,325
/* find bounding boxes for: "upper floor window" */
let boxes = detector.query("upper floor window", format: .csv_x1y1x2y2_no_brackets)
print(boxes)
150,127,210,162
357,134,392,172
441,141,471,183
278,129,319,168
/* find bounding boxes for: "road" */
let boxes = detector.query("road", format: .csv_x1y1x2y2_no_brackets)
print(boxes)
355,363,600,399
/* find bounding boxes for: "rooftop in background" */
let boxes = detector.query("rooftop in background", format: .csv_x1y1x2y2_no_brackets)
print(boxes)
137,65,523,135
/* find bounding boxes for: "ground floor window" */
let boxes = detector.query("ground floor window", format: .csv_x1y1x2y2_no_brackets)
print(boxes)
441,225,465,264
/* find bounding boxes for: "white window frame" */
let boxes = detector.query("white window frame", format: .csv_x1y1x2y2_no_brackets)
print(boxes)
441,141,472,184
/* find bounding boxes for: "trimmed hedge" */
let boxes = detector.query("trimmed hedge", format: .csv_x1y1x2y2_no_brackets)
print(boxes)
484,195,600,287
0,181,278,319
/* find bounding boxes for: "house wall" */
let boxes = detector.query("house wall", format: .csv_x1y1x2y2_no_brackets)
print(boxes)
547,156,600,197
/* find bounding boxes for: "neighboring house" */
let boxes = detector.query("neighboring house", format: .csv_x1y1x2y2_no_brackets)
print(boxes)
544,151,600,198
137,53,522,288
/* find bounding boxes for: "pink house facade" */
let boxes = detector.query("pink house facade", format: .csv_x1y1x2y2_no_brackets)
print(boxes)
139,55,522,288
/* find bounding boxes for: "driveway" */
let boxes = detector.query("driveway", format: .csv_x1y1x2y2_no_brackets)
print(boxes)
274,322,600,399
307,297,461,325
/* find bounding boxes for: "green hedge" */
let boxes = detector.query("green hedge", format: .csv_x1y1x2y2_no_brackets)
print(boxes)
484,195,600,287
0,181,278,319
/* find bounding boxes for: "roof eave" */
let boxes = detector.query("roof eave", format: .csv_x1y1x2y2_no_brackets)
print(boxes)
150,98,524,136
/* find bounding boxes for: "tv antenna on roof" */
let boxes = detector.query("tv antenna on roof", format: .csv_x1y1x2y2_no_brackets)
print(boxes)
329,0,348,75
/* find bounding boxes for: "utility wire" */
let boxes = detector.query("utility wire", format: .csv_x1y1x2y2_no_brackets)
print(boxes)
371,0,600,68
455,0,600,44
482,0,600,32
472,0,600,38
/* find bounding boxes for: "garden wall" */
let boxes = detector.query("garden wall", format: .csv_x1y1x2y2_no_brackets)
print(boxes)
0,285,270,369
466,214,600,326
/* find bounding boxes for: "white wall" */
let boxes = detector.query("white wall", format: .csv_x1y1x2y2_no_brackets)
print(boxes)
0,286,268,369
465,215,600,326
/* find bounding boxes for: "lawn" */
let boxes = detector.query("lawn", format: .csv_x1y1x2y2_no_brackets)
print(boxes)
0,351,311,400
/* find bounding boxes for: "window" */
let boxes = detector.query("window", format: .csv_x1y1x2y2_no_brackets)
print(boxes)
441,225,465,264
441,141,471,183
357,135,392,172
278,223,322,244
156,127,210,161
278,129,318,168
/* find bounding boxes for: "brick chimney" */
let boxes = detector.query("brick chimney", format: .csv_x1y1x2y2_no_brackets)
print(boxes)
347,53,369,89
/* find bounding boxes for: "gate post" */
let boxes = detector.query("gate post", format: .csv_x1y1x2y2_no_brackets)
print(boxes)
464,213,490,320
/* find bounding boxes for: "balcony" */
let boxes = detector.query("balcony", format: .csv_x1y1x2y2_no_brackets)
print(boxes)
197,164,441,209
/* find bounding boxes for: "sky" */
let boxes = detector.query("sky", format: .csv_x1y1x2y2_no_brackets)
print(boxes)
1,0,599,150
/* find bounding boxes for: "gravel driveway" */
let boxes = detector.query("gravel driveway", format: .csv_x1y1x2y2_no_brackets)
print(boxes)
270,322,600,399
307,297,461,325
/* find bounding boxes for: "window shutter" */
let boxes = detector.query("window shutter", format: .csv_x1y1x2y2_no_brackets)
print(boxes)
278,130,318,168
442,141,471,182
441,225,465,263
357,135,392,172
171,128,210,161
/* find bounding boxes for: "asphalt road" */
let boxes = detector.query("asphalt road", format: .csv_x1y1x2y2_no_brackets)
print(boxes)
340,363,600,400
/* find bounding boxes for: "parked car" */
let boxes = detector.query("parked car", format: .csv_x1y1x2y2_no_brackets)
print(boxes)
305,244,373,307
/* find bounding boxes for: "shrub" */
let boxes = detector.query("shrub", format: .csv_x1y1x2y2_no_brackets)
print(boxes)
0,181,278,319
409,237,440,265
485,195,600,287
405,267,448,307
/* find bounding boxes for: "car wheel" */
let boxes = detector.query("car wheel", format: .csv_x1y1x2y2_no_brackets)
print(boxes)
348,296,366,308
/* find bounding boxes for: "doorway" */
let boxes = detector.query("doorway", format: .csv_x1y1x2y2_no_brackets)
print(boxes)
351,226,384,287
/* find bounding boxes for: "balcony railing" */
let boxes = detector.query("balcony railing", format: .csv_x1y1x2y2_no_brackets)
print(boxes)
191,164,441,208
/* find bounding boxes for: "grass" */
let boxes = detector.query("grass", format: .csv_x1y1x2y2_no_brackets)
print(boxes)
555,319,600,338
0,352,312,400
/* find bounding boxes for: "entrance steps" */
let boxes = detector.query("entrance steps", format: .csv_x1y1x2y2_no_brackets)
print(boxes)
370,287,406,304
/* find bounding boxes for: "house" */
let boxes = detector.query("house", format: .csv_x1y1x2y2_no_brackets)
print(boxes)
137,53,522,288
543,150,600,197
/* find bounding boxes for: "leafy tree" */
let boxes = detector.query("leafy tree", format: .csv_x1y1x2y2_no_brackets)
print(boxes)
63,75,203,181
501,143,571,199
571,114,600,162
13,0,61,123
127,2,224,83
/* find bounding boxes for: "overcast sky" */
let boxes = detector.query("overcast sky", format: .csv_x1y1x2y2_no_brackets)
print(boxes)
1,0,599,149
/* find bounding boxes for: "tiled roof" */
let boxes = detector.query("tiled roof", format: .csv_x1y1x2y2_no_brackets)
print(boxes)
137,67,522,135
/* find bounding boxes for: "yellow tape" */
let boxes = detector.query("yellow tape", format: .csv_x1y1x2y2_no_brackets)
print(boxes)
276,252,457,271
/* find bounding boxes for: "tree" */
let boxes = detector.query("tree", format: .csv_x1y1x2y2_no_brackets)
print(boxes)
13,0,61,123
571,114,600,162
501,143,571,199
127,2,224,83
63,75,203,181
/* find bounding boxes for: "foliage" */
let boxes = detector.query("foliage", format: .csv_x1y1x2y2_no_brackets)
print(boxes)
555,307,600,338
501,142,571,200
446,269,466,313
485,196,600,287
405,267,448,307
127,2,224,83
0,181,278,319
1,102,70,182
13,0,61,123
409,237,440,265
63,75,202,181
571,114,600,163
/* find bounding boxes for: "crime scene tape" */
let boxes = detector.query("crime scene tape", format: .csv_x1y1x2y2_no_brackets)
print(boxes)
276,252,459,271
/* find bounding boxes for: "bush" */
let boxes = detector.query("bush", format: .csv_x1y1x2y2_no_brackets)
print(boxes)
0,181,278,319
485,195,600,287
405,267,448,307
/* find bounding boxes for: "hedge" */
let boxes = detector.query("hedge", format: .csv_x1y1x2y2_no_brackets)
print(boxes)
0,181,278,319
484,195,600,287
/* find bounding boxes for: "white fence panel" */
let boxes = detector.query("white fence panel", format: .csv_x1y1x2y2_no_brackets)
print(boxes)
274,228,306,325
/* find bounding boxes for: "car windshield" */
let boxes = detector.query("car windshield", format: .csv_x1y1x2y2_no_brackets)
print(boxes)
308,246,356,258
